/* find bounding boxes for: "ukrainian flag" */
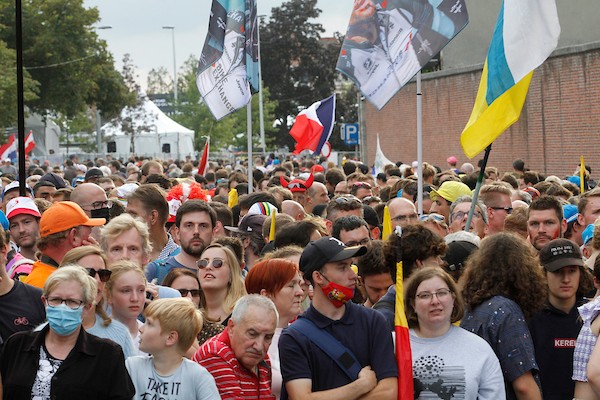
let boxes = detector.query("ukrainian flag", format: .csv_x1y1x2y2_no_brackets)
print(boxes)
461,0,560,158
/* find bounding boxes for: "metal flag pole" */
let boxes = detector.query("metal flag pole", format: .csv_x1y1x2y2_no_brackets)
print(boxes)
247,101,253,193
15,0,26,195
465,145,491,231
416,71,423,215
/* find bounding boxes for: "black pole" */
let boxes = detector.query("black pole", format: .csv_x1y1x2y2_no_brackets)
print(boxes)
464,144,492,232
15,0,26,196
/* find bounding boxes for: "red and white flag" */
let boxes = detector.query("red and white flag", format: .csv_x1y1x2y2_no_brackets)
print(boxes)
198,137,210,176
24,130,35,154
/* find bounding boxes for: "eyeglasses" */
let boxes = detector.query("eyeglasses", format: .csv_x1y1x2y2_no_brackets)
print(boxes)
197,258,226,269
344,238,371,247
391,213,418,223
46,297,85,309
450,210,482,223
177,288,201,297
86,268,112,283
490,206,513,214
415,288,452,301
80,200,112,210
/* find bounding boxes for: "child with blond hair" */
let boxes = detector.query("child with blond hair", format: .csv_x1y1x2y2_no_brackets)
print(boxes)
126,298,220,399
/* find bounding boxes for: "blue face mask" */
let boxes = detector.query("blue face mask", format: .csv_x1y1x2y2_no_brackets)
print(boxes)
46,304,83,336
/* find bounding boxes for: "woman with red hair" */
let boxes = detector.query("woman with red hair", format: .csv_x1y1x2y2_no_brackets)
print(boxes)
245,258,304,400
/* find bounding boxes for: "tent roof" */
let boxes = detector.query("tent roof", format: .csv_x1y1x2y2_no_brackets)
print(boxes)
102,98,194,136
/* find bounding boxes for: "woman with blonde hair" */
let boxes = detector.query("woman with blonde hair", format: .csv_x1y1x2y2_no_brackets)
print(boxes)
197,243,246,325
405,267,504,399
61,246,136,358
104,260,147,353
0,266,135,399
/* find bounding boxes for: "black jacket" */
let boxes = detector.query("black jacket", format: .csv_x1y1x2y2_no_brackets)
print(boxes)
0,324,135,400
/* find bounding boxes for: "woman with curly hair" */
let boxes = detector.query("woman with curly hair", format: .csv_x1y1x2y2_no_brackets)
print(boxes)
459,232,547,400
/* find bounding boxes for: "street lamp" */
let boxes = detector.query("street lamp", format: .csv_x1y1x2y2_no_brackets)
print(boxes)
162,26,177,101
95,26,112,154
257,15,266,154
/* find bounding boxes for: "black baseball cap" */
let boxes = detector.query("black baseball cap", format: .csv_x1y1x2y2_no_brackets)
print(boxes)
225,214,267,235
85,167,104,181
539,238,584,272
300,237,367,277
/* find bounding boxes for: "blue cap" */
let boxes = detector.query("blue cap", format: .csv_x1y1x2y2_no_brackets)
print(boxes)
566,175,581,186
583,224,595,246
563,204,579,224
0,211,8,230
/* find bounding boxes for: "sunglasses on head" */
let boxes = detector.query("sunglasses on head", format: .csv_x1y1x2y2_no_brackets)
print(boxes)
86,268,112,283
178,288,201,297
197,258,225,269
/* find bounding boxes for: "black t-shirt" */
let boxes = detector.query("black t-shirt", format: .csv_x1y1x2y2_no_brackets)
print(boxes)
0,280,45,345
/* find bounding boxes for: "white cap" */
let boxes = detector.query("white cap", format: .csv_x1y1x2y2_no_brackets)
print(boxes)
6,196,41,220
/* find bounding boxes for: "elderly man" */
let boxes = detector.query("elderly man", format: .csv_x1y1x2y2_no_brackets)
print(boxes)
387,197,418,231
194,294,278,399
279,237,397,399
448,195,488,239
23,201,104,288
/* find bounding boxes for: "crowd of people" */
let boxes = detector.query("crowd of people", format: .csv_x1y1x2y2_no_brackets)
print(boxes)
0,152,599,399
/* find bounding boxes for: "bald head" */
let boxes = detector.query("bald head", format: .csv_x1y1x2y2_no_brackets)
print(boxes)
71,183,108,217
282,200,306,221
387,197,418,229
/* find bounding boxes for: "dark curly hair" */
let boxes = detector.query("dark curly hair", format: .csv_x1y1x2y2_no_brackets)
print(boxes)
459,232,547,319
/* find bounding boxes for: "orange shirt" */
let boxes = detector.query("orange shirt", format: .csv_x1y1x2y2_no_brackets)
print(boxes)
22,260,57,289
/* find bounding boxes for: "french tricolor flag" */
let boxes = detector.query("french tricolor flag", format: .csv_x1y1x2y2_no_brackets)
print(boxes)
0,134,17,161
289,94,335,155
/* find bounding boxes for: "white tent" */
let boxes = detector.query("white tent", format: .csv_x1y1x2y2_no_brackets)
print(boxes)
102,98,195,160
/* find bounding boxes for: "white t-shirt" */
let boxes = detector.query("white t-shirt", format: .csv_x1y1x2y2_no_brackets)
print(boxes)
126,356,220,400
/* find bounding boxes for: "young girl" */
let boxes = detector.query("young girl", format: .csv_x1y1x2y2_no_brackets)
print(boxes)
105,260,147,354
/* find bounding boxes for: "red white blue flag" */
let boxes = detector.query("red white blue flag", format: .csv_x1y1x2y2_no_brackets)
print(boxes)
0,134,17,161
289,94,336,155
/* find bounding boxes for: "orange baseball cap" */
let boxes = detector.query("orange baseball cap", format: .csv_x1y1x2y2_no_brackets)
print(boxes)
40,201,106,237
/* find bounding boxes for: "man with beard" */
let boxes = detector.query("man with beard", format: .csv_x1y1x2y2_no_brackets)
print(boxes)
527,195,566,252
145,200,217,284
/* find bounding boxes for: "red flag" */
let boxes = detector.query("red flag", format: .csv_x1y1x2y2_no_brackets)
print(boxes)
198,138,210,176
24,130,35,154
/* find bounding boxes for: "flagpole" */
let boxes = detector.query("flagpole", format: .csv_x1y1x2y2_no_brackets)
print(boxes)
465,144,491,232
15,0,26,196
247,102,253,193
416,71,423,215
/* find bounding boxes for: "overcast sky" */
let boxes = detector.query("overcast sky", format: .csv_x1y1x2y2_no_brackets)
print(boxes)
83,0,354,89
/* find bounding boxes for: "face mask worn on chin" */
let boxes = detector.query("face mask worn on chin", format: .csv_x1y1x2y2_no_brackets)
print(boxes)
319,274,354,308
46,304,83,336
91,207,110,222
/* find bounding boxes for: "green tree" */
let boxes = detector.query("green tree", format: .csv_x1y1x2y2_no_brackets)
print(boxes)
0,39,38,130
260,0,337,148
147,67,173,95
0,0,130,119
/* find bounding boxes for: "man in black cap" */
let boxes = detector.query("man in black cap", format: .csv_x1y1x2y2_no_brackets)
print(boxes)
279,237,397,399
528,238,587,400
225,213,267,271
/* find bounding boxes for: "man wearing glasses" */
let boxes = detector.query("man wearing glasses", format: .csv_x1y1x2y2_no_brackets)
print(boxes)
448,196,488,239
479,184,514,236
387,197,418,231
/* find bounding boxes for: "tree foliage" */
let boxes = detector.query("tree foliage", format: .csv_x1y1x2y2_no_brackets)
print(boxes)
147,67,173,95
0,0,131,120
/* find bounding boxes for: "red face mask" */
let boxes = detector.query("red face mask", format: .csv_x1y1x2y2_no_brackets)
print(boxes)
319,276,355,308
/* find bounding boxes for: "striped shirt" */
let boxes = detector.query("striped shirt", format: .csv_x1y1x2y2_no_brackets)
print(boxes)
193,329,274,400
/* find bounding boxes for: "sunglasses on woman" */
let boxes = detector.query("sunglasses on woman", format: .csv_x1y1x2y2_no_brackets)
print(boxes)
197,258,225,269
86,268,112,283
177,288,201,297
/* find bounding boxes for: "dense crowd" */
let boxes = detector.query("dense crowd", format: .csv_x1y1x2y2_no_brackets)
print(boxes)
0,153,598,399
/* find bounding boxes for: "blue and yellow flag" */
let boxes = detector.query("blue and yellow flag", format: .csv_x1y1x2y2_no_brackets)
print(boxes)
461,0,560,158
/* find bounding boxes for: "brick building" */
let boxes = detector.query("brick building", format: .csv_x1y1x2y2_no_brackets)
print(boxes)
363,1,600,178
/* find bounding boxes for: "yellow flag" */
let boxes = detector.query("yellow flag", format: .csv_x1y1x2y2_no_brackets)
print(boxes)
228,188,238,208
269,210,277,242
382,206,392,240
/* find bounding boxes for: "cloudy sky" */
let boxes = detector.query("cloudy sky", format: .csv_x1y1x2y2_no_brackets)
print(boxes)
84,0,354,89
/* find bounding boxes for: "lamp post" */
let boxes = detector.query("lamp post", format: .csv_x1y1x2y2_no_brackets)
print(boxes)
162,26,177,101
95,26,112,155
257,15,266,155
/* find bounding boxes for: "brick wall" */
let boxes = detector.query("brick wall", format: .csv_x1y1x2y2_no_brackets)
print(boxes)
365,43,600,179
